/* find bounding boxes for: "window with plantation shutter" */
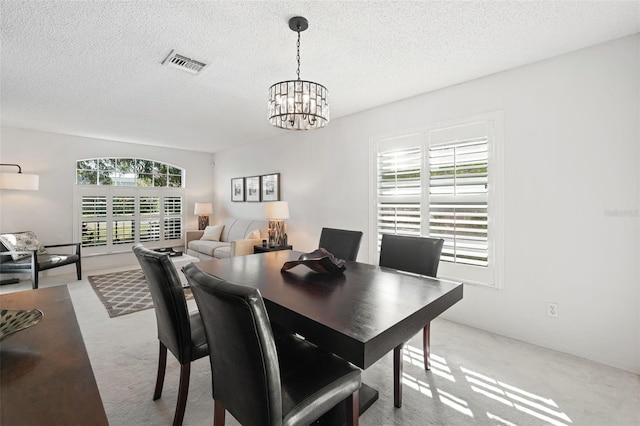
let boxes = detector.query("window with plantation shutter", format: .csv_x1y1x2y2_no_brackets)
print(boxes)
164,196,183,240
81,196,107,247
376,145,422,248
429,137,488,267
74,158,185,255
370,113,503,288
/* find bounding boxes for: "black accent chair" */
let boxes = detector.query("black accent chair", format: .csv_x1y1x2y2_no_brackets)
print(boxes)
132,244,208,426
0,235,81,289
379,234,444,372
318,227,363,261
182,263,362,426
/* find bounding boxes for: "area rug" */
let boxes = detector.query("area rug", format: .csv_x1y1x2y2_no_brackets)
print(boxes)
88,269,192,318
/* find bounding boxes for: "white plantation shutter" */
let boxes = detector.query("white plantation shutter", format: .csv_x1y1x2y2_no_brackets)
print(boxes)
112,196,135,245
81,195,107,247
375,135,423,250
371,113,502,288
429,137,489,266
139,196,160,242
163,196,183,240
75,187,184,255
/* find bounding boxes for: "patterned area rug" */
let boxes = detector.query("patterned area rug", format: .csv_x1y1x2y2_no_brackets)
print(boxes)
88,269,192,318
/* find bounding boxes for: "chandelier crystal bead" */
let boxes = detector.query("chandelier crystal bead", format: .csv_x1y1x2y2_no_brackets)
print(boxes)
268,17,329,130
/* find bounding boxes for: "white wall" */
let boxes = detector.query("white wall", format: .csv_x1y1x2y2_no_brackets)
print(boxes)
213,35,640,372
0,128,215,270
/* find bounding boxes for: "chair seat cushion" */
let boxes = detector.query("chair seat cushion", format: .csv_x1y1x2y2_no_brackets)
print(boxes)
276,334,361,426
187,240,230,257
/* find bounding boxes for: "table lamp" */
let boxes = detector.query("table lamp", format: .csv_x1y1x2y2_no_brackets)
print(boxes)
265,201,289,247
194,202,213,230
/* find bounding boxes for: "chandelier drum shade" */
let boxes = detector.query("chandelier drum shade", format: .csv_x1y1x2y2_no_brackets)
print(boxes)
268,16,329,130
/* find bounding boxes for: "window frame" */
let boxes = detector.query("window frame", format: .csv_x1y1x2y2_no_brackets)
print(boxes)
369,112,504,289
73,158,185,256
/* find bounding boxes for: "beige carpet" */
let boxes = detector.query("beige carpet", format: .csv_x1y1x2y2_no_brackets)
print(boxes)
88,269,192,318
8,271,638,426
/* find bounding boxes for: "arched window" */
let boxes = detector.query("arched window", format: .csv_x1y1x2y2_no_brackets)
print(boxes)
74,158,185,255
76,158,183,187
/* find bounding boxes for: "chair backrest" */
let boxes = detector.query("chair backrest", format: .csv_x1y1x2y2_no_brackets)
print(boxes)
379,234,444,277
318,227,364,261
132,244,193,363
183,263,281,425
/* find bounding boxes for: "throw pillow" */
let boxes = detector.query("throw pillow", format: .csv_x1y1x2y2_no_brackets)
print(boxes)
201,224,224,241
247,229,261,240
0,231,49,261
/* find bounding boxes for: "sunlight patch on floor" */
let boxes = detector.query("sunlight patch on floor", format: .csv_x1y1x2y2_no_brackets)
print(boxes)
400,346,573,426
402,372,433,398
403,345,455,382
462,366,572,426
487,411,518,426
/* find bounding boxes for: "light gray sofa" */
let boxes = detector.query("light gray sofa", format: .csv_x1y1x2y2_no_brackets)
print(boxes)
185,217,269,260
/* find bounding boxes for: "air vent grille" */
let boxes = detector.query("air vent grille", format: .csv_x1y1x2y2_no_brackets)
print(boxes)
162,50,206,74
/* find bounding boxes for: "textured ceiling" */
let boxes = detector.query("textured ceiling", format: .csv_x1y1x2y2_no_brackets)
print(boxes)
1,1,638,153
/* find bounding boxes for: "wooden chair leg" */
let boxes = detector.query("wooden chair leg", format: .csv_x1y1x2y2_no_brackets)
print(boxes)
423,322,431,370
32,269,38,289
153,342,167,400
76,260,82,281
214,400,226,426
393,343,404,408
173,363,190,426
346,389,359,426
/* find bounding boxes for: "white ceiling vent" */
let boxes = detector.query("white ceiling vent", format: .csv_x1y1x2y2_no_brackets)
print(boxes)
162,50,207,74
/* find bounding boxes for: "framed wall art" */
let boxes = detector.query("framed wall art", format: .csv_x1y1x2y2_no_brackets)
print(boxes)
261,173,280,201
245,176,261,202
231,177,245,202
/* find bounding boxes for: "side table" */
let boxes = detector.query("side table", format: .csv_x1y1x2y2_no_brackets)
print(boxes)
254,245,293,254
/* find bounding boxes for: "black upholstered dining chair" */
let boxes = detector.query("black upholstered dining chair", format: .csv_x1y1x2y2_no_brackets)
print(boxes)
318,227,364,261
379,234,444,370
132,244,208,426
182,263,362,426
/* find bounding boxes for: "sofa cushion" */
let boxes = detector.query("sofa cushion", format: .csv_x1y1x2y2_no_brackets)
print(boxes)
247,229,261,240
0,231,49,261
187,240,230,257
201,224,224,241
214,246,232,258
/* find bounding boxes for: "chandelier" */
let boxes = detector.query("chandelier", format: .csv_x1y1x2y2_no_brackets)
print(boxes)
268,16,329,130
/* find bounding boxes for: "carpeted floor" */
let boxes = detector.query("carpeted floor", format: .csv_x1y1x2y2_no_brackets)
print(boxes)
88,269,192,318
3,271,639,425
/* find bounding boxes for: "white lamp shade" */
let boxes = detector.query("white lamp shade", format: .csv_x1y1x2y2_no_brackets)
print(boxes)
265,201,289,219
194,202,213,215
0,172,39,190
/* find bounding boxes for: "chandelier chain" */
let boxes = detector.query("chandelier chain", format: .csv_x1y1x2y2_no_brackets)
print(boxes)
296,28,301,80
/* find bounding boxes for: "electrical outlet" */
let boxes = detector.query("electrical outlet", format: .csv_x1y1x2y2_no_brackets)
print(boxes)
547,302,559,318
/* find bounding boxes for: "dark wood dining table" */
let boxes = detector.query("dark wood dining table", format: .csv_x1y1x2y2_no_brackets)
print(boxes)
194,250,463,413
0,286,108,425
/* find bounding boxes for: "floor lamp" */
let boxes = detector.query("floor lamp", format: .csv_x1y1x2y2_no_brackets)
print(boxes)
0,163,39,284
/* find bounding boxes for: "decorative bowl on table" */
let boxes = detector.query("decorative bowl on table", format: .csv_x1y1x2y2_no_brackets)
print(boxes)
0,309,44,342
281,248,346,274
